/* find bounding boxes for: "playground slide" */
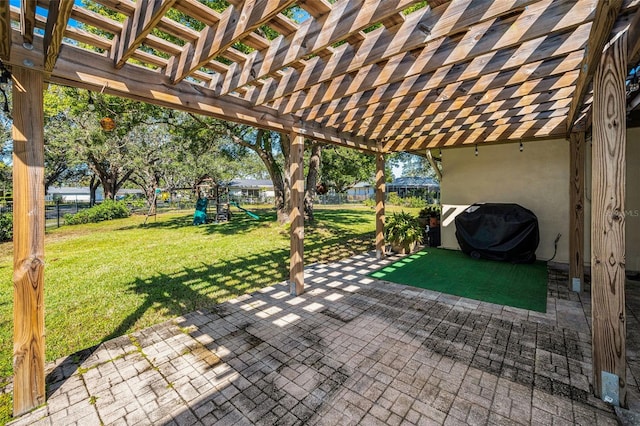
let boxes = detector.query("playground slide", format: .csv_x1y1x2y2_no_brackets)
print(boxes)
193,197,208,225
231,201,260,220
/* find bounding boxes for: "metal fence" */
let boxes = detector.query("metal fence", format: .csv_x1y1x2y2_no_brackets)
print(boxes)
0,200,94,228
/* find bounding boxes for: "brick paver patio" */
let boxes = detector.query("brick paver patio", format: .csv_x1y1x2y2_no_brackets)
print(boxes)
8,252,639,425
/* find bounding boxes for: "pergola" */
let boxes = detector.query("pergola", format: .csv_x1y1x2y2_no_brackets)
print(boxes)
2,0,639,417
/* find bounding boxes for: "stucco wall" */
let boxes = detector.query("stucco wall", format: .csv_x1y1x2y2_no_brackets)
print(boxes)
440,139,570,263
625,129,640,271
439,131,640,270
583,128,640,272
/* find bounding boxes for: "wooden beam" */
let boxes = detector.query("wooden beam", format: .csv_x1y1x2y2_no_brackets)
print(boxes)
282,7,593,119
95,0,136,15
566,0,623,134
378,101,571,142
569,132,585,292
173,0,221,26
591,29,627,408
299,28,589,121
289,132,305,296
216,0,423,96
627,5,640,66
172,0,297,84
11,66,46,417
43,0,75,73
113,0,177,69
0,1,10,61
254,0,591,108
343,68,580,139
384,116,567,151
426,149,442,181
375,147,385,259
20,0,36,45
70,4,124,35
5,34,377,151
299,0,332,18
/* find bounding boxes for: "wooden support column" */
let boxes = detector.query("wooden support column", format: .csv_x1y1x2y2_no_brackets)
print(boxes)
289,132,304,296
375,148,385,259
591,32,627,407
569,132,585,292
12,66,46,416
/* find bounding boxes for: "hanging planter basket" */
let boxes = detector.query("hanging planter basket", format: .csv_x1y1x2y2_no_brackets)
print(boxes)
316,182,328,195
100,117,116,131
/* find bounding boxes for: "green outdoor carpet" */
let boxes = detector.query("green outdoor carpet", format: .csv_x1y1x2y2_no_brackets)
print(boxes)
369,248,548,312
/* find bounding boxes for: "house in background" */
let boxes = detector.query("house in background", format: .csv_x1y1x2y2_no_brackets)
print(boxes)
387,176,440,202
227,179,274,203
346,182,375,202
45,187,144,203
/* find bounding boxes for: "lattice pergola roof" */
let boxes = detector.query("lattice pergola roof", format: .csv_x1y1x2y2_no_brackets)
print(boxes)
1,0,639,154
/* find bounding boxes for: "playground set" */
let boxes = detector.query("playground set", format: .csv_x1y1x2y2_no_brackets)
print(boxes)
193,181,259,225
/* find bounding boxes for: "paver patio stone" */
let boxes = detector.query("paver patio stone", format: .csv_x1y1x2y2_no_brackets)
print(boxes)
7,251,638,425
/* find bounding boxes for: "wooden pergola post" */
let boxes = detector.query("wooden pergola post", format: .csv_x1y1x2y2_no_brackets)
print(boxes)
591,32,627,407
569,132,585,292
12,66,46,416
375,148,385,259
289,132,304,296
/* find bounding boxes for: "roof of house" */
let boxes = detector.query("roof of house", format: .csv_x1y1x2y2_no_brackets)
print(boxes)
387,176,440,189
227,179,274,188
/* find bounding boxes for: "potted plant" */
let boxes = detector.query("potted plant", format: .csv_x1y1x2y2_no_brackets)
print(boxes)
417,207,430,229
385,211,424,254
425,204,441,227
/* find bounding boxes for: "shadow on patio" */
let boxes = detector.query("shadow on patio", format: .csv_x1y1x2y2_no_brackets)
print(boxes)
10,252,638,425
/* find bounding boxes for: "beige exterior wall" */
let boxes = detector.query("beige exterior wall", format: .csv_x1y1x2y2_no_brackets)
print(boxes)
440,139,570,263
625,128,640,272
584,127,640,272
439,130,640,270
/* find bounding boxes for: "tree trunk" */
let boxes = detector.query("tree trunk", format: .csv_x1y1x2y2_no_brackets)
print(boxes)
278,133,292,224
102,176,116,200
226,127,291,224
89,175,99,206
304,142,322,222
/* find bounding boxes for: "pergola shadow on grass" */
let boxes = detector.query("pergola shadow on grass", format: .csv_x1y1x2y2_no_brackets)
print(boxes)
42,211,375,401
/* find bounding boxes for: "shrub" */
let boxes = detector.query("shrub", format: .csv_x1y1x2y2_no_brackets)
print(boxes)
419,204,442,218
404,196,427,209
64,200,130,225
386,192,403,206
362,198,375,207
384,211,423,246
0,213,12,242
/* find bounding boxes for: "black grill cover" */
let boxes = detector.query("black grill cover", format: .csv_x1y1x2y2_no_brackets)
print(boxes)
455,203,539,263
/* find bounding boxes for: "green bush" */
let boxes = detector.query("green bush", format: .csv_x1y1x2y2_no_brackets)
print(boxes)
386,193,426,209
363,198,375,207
64,200,131,225
384,211,423,246
0,213,12,242
387,192,403,206
404,197,427,209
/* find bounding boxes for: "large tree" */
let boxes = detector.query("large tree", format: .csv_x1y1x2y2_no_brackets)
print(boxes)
226,126,292,224
320,146,377,194
388,152,438,181
304,142,322,222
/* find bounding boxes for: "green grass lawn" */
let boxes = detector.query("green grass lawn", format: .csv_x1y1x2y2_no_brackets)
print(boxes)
0,204,418,422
